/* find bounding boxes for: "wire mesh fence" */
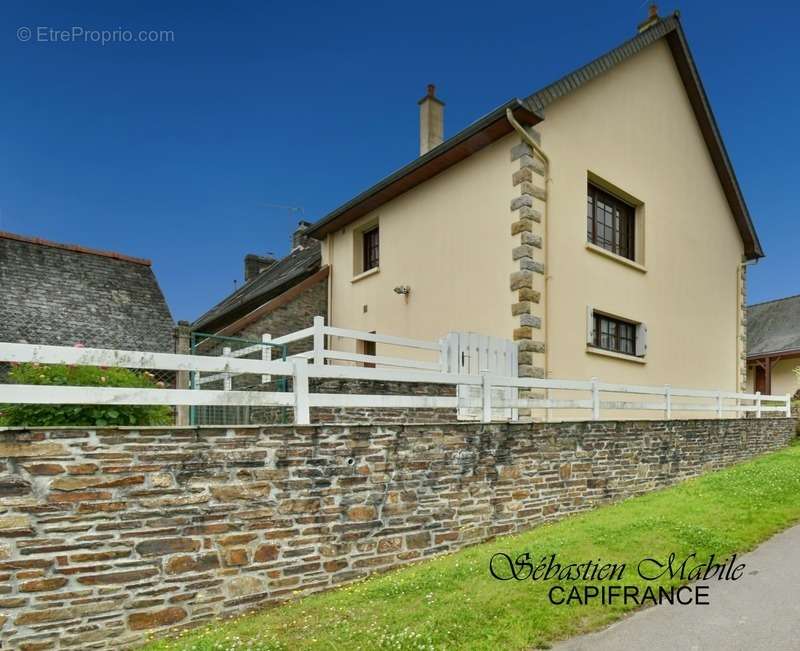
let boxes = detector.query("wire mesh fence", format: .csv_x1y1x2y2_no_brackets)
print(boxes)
0,362,10,385
0,357,179,427
0,336,291,427
189,332,291,426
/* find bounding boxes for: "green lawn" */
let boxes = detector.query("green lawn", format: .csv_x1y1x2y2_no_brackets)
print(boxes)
144,442,800,651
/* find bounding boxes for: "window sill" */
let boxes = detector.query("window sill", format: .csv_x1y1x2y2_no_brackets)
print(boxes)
585,243,647,273
586,345,646,364
351,267,380,283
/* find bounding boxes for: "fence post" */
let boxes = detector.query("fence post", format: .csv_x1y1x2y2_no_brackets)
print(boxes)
261,333,272,383
716,390,723,419
785,393,792,419
481,371,492,423
313,316,325,366
591,377,600,421
755,391,762,419
222,347,232,391
438,338,448,372
293,359,310,425
664,384,672,420
173,321,192,427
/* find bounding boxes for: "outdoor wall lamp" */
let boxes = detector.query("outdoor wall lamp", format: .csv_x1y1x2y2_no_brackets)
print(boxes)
393,285,411,295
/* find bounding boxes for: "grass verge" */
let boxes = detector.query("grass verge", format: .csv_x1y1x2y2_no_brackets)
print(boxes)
143,442,800,651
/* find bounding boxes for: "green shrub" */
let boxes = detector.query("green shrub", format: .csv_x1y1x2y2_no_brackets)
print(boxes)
0,362,172,427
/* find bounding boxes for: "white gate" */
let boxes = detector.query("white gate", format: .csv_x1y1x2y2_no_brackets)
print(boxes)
444,332,518,421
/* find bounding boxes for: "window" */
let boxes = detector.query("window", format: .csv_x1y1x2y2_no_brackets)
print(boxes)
362,226,379,272
587,307,647,359
587,184,635,260
593,314,636,355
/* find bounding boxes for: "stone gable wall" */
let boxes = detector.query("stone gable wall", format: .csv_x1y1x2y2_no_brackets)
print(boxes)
235,277,328,358
0,418,793,649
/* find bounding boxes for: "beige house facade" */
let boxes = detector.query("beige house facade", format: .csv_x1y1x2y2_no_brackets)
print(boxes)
307,10,762,397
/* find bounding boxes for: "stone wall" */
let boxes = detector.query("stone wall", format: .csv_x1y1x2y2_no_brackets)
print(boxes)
198,379,456,427
246,378,457,426
0,418,794,650
235,277,327,357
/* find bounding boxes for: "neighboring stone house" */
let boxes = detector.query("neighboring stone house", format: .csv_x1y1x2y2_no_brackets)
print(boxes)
305,8,761,395
191,222,327,352
746,295,800,397
0,230,174,352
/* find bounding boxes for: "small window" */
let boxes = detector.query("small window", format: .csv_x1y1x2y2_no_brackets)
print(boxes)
587,307,647,358
587,183,635,260
362,226,379,272
594,314,636,355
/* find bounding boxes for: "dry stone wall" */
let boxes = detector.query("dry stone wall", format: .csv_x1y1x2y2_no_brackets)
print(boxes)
0,418,794,649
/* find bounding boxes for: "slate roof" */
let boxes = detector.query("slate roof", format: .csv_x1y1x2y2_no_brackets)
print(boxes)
192,238,322,333
747,295,800,358
0,231,175,352
308,12,762,260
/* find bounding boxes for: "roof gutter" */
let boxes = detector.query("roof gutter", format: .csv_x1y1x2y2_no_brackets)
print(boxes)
747,348,800,362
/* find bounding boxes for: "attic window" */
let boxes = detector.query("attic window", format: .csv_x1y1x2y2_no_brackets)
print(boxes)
587,183,635,261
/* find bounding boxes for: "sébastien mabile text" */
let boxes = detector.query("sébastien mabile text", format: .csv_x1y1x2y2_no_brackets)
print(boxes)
489,552,746,606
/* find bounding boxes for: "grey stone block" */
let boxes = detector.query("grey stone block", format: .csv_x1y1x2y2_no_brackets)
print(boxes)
521,232,543,248
512,245,534,260
510,142,533,161
519,258,545,274
510,195,534,211
519,314,542,328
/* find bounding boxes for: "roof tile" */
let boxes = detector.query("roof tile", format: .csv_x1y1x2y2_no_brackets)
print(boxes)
0,234,174,351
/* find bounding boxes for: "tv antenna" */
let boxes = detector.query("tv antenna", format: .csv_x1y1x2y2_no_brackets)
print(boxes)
262,203,305,218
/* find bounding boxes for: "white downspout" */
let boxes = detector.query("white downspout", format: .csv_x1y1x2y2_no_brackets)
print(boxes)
326,235,334,329
506,108,551,387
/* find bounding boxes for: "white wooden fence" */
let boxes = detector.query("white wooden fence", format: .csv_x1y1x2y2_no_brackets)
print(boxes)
269,316,448,371
0,339,791,425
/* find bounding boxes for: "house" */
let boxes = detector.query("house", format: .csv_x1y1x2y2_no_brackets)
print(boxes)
746,295,800,397
304,7,760,394
191,222,327,350
0,230,174,352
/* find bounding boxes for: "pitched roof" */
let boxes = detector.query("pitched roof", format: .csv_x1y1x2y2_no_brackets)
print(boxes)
307,13,762,260
192,238,322,333
747,295,800,358
524,14,761,260
306,100,541,239
0,231,175,352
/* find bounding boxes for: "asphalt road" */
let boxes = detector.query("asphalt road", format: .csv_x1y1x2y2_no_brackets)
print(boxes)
552,524,800,651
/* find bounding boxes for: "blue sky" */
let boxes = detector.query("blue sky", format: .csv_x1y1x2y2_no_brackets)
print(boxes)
2,1,797,322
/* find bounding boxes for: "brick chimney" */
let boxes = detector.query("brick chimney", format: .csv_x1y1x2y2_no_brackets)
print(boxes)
418,84,444,156
244,253,276,282
637,4,660,32
292,220,312,249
